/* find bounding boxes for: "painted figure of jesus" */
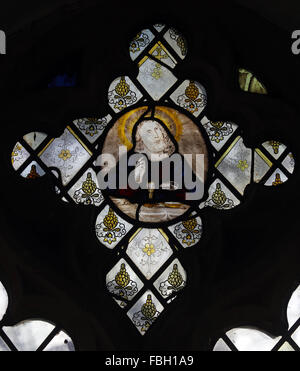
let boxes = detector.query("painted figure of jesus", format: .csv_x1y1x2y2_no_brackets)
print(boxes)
104,119,203,222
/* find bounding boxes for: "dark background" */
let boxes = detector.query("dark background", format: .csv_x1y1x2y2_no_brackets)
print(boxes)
0,0,299,351
2,0,300,34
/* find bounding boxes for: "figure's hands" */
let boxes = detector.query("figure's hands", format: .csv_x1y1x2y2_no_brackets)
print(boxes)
161,181,179,190
134,158,146,184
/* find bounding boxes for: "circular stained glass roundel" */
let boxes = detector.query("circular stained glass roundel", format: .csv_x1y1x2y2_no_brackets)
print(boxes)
100,106,209,223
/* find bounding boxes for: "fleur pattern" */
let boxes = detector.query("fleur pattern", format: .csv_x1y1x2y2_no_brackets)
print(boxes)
143,243,156,256
168,28,187,57
127,229,173,280
130,32,150,53
39,128,91,186
204,182,236,210
95,206,132,249
177,81,207,114
73,172,104,206
203,121,234,144
158,262,186,297
237,160,249,172
128,292,163,335
172,218,203,247
108,76,140,112
58,149,72,161
75,117,110,140
106,262,140,301
11,143,30,170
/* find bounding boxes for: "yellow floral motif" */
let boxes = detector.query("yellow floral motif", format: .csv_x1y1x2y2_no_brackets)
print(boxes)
141,322,151,333
115,77,130,98
182,218,198,232
141,295,157,320
185,81,200,102
152,63,163,80
115,263,130,289
59,149,72,161
272,173,283,186
130,33,142,53
143,243,156,256
177,81,206,114
103,233,115,244
108,77,137,111
130,32,150,54
11,144,23,164
212,183,227,206
96,207,126,246
82,173,97,196
237,160,249,171
167,264,184,289
153,45,168,62
270,141,280,155
177,35,187,56
210,122,226,143
103,208,119,231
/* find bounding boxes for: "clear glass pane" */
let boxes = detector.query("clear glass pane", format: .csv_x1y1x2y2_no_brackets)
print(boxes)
11,142,30,171
23,132,47,150
106,258,144,301
226,328,281,351
127,290,164,335
287,285,300,329
200,117,238,150
43,331,75,351
137,57,177,100
253,149,272,183
67,168,104,206
291,325,300,347
277,342,295,352
95,205,133,249
170,80,207,117
2,320,55,351
73,115,112,144
153,258,186,298
213,338,232,351
0,281,8,321
216,137,252,195
39,127,92,186
0,337,10,351
126,229,173,279
108,76,143,113
282,153,295,174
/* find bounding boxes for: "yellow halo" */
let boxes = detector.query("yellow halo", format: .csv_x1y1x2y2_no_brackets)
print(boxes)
117,106,183,149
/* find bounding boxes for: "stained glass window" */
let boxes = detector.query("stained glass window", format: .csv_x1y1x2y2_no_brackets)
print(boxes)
3,1,299,353
213,285,300,351
0,282,74,351
9,22,296,338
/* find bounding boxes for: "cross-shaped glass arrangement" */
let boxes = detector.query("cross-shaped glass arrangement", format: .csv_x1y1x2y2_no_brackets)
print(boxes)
10,23,295,336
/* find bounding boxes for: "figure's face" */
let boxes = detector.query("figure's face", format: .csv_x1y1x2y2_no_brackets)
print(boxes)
138,120,167,153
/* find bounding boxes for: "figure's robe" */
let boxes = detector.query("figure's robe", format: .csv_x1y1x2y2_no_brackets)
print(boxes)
103,152,203,207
